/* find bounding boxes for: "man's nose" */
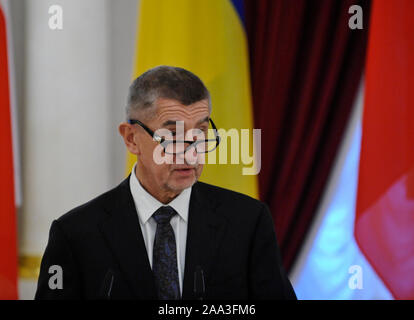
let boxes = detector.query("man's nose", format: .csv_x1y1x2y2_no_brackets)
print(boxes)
184,147,198,165
173,144,197,165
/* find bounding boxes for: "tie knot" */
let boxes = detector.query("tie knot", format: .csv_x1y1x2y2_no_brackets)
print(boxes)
152,206,177,225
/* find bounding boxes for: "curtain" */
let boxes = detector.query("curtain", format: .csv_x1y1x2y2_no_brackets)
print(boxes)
244,0,371,271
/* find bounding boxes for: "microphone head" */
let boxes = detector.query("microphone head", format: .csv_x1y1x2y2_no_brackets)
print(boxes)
194,265,205,300
100,269,114,299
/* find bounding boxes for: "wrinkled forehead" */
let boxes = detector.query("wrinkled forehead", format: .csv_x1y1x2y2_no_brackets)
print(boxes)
153,98,211,126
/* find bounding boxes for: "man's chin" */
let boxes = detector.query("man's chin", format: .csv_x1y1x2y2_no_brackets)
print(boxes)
168,176,197,191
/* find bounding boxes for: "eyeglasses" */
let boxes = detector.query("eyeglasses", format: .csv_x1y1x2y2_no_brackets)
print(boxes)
127,118,221,155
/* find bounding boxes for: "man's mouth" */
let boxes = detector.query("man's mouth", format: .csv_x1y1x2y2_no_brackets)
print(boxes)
173,167,196,176
173,166,196,170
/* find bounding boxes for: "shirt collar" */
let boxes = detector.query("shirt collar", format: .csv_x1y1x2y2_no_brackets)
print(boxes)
129,163,191,224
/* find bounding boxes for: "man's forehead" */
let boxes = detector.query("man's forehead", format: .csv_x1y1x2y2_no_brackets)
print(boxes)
160,116,209,128
154,98,210,123
155,97,209,110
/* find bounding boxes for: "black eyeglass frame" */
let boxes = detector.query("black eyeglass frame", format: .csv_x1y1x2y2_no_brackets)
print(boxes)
127,117,221,155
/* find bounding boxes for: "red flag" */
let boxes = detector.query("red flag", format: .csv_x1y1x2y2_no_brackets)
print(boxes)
355,0,414,299
0,0,18,299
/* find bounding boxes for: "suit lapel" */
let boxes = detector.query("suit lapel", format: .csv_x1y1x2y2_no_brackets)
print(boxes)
181,182,228,300
98,176,157,299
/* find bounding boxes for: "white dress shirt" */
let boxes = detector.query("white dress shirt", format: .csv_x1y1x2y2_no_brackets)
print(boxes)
129,163,191,296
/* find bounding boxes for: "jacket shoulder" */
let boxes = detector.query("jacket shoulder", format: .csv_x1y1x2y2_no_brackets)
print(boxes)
55,177,129,228
194,180,267,215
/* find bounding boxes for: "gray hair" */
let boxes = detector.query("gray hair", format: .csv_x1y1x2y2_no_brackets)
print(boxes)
126,65,211,120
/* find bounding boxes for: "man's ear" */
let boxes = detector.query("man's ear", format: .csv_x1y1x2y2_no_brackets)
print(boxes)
118,122,141,155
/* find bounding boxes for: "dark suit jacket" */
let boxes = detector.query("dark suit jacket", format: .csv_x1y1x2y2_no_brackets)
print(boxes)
35,176,297,300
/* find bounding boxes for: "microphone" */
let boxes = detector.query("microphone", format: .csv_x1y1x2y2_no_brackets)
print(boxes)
193,265,205,300
100,269,114,300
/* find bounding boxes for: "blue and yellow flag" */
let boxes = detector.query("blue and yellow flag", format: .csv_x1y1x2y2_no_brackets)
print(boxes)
127,0,258,199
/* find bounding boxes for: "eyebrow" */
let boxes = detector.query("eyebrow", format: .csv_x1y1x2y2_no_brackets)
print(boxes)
161,116,209,127
196,116,210,126
161,120,180,127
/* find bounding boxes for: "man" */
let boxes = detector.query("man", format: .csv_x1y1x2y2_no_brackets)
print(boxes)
35,66,296,300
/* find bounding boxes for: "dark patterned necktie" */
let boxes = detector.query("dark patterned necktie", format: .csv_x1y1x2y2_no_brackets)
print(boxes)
152,205,180,300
